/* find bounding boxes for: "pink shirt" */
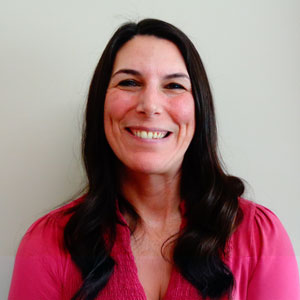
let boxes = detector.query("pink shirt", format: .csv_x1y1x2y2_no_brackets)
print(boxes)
9,198,300,299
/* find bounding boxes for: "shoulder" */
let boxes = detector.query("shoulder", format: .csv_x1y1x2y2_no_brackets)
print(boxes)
231,197,296,259
9,197,85,299
234,199,300,298
18,196,84,256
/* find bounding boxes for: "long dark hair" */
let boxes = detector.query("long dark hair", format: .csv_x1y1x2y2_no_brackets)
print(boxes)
64,18,244,300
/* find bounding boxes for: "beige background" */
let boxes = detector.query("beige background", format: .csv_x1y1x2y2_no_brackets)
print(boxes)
1,0,299,297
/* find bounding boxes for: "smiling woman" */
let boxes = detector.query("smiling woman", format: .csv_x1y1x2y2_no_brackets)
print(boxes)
8,19,300,300
104,35,195,175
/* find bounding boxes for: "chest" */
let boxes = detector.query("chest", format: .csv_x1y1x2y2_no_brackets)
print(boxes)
130,235,174,300
63,225,243,300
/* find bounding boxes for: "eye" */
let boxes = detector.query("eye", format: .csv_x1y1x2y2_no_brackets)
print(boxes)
165,82,185,90
118,79,141,87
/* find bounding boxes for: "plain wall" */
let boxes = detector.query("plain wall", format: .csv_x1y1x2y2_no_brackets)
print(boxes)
1,0,299,297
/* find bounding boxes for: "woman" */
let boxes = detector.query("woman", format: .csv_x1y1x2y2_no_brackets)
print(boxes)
9,19,300,300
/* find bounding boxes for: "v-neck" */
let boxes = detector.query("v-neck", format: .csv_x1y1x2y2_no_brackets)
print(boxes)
125,225,177,300
112,200,188,300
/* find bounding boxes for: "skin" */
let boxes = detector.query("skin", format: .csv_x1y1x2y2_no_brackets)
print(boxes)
104,35,195,300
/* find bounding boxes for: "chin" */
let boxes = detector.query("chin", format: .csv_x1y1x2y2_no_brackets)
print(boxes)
122,158,182,176
129,163,166,175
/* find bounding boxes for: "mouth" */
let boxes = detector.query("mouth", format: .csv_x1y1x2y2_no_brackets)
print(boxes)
126,127,171,140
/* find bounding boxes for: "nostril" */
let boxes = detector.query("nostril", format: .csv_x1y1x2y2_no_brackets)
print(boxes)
136,97,161,115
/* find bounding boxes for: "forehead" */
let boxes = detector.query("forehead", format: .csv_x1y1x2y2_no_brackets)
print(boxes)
112,35,188,75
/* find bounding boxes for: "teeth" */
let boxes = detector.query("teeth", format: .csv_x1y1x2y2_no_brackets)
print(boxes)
132,130,167,139
141,131,148,138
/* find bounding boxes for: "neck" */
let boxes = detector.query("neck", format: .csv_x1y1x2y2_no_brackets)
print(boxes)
119,167,182,228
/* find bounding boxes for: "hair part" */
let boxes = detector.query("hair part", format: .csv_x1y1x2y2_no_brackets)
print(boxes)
64,18,244,300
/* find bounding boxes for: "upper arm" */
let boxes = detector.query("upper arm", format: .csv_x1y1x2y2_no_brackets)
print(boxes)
247,205,300,299
9,216,65,300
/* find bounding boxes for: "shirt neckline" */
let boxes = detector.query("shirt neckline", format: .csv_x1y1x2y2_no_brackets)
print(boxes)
113,199,185,300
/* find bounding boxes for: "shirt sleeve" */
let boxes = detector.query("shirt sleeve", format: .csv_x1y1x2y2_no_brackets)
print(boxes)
8,214,66,300
247,204,300,300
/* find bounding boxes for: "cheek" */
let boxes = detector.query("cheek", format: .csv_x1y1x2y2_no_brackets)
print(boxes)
170,95,195,126
104,90,134,122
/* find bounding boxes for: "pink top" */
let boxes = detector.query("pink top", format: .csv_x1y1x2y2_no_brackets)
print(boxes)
9,198,300,300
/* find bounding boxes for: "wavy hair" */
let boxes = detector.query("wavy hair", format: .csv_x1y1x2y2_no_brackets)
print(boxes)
64,18,244,300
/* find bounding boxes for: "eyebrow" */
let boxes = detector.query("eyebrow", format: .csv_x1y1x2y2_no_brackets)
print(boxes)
112,69,141,77
164,73,190,80
111,68,190,80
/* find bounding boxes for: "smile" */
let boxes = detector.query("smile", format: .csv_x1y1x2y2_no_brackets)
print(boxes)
126,128,170,139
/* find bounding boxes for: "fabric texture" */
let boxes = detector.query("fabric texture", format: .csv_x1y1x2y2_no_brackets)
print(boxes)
9,197,300,299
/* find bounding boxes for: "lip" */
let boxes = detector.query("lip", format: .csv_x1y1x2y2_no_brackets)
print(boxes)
126,126,170,133
124,126,172,142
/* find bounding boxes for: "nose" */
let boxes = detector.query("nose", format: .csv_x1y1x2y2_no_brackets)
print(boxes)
136,86,162,116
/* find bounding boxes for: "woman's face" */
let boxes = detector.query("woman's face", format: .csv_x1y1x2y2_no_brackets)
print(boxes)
104,35,195,175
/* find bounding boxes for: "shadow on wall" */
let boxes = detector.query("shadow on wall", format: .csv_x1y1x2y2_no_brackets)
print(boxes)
1,256,14,299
